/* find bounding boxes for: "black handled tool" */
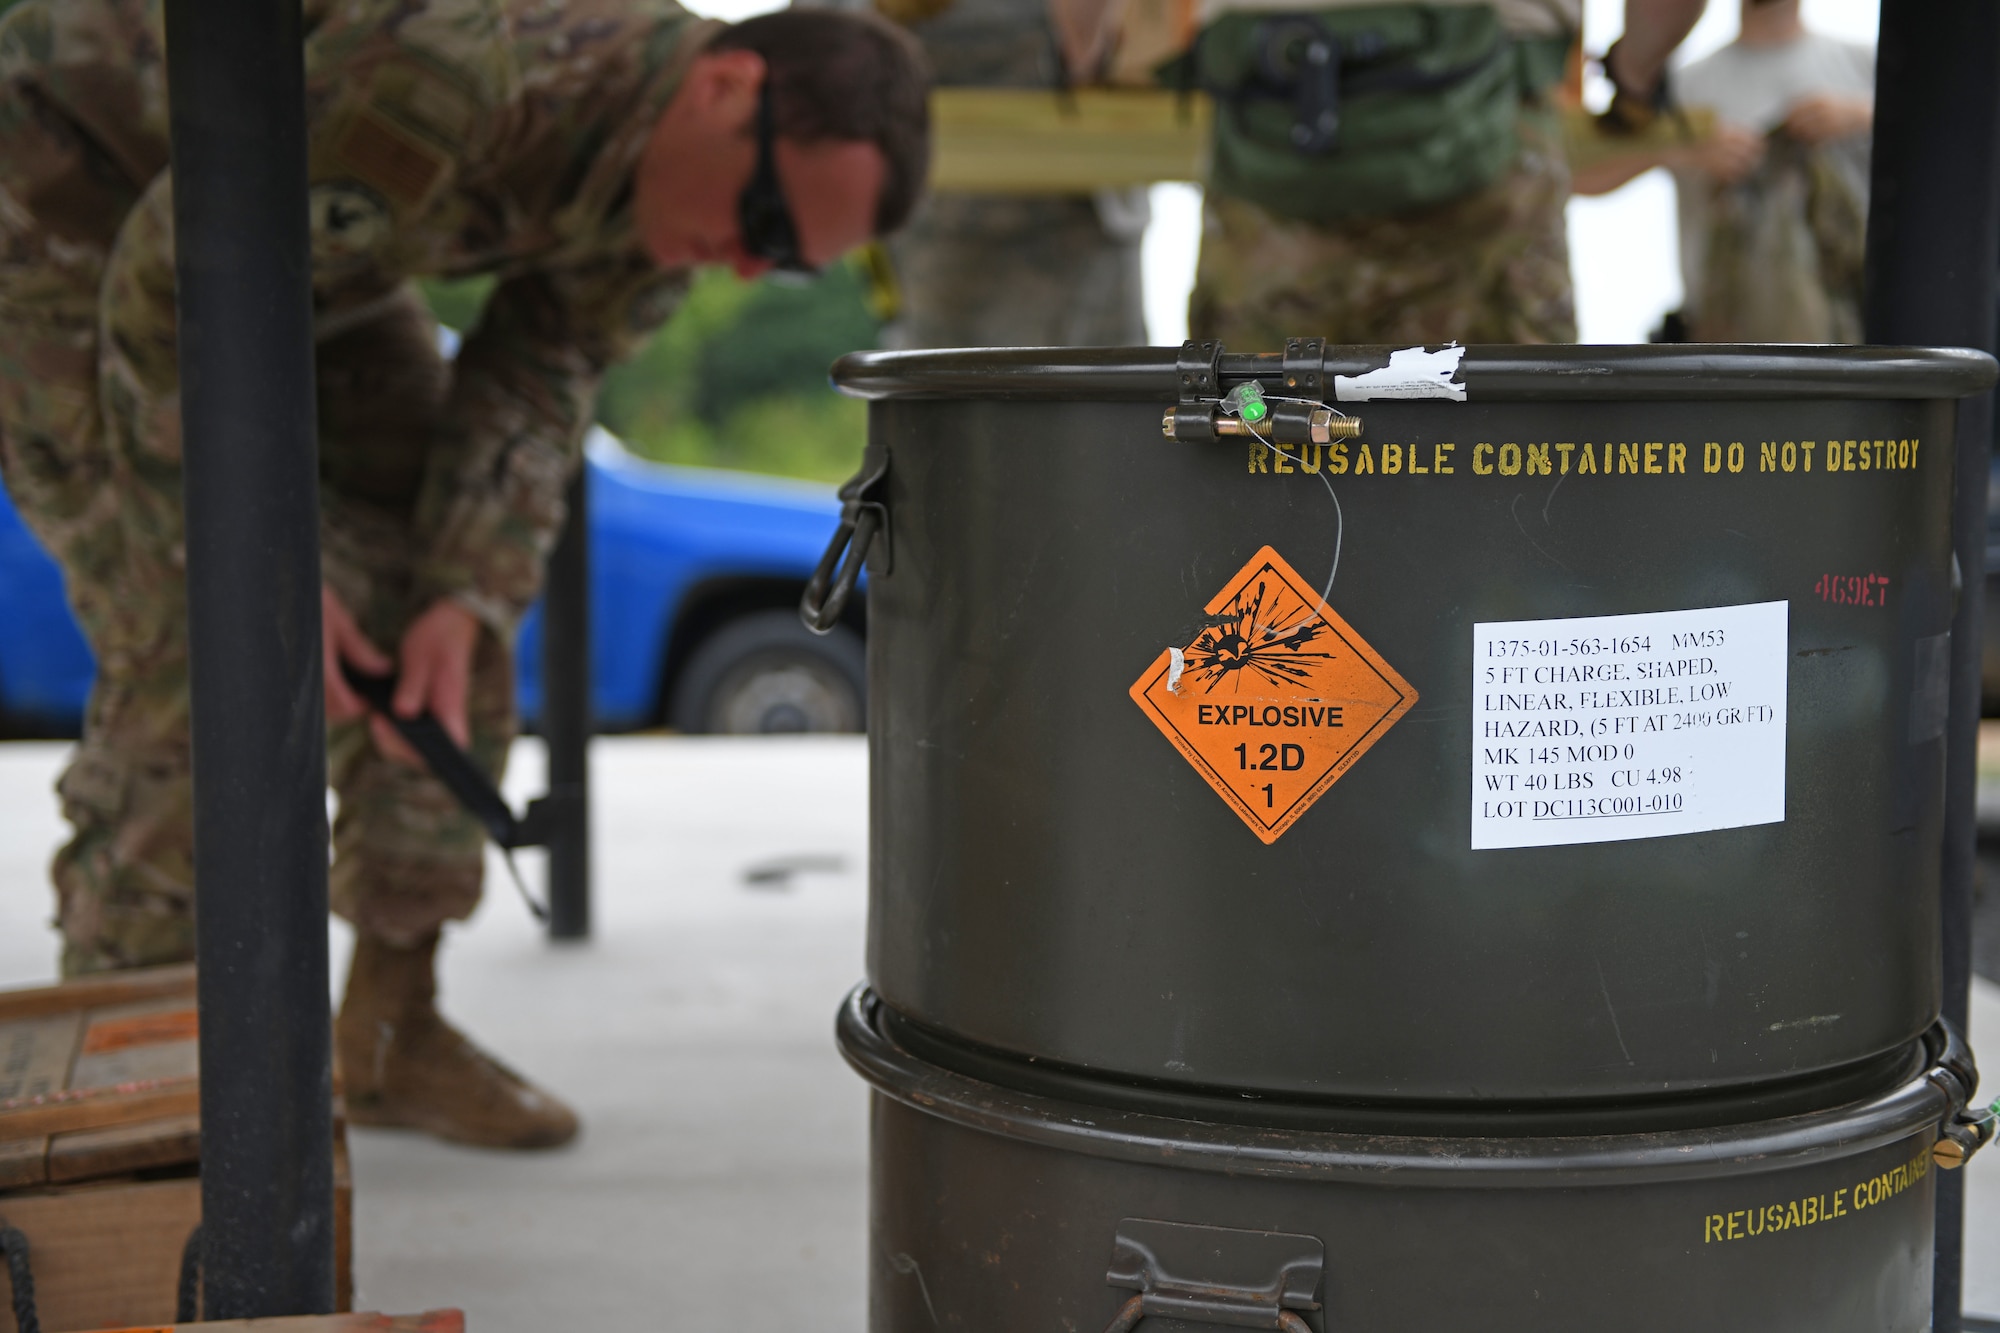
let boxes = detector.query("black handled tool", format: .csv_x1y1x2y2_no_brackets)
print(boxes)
340,661,573,919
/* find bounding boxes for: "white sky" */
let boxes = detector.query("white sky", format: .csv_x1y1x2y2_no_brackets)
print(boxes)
690,0,1883,346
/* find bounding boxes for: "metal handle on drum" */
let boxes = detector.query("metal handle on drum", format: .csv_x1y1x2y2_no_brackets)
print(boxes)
1929,1018,1996,1169
1103,1218,1323,1332
799,454,889,635
800,507,880,634
1102,1293,1314,1333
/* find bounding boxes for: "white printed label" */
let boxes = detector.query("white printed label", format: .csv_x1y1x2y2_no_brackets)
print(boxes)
1470,601,1787,850
1333,344,1467,402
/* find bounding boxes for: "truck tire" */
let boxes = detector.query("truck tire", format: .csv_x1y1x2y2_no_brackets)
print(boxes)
669,608,865,734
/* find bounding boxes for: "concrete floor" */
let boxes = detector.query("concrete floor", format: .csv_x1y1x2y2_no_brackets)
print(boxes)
0,736,873,1330
1,735,1998,1326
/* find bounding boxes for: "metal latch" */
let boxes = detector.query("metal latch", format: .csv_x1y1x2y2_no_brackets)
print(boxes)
1102,1219,1322,1332
800,451,889,635
1161,403,1358,446
1282,337,1325,399
1162,337,1360,447
1169,339,1226,443
1179,338,1223,402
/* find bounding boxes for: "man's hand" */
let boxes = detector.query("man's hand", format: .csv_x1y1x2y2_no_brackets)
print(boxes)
324,590,481,767
371,597,482,767
1782,93,1872,146
1608,0,1709,102
1680,124,1766,184
324,585,392,727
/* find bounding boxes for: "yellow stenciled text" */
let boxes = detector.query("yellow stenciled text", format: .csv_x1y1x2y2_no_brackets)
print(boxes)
1251,436,1920,485
1701,1144,1931,1245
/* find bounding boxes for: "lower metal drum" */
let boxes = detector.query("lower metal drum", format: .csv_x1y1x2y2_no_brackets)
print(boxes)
823,343,1997,1102
839,988,1978,1333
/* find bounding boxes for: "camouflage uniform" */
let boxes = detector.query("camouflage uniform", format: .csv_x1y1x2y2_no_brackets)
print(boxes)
884,0,1148,348
0,0,708,974
1676,135,1868,345
1187,0,1578,349
1189,107,1575,348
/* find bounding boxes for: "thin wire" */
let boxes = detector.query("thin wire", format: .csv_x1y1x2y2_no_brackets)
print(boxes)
1294,395,1348,616
1263,392,1354,420
1242,414,1342,620
1314,466,1343,618
1223,386,1352,420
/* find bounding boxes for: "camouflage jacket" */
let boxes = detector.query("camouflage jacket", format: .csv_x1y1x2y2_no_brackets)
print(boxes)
125,0,720,632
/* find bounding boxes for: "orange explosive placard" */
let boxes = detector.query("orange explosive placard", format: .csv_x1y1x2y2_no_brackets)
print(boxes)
1129,545,1418,843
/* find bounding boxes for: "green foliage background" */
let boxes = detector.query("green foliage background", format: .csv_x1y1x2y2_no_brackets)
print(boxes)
423,264,879,485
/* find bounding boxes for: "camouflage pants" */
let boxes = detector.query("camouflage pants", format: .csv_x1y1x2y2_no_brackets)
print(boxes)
884,190,1149,349
0,0,510,976
1189,109,1577,350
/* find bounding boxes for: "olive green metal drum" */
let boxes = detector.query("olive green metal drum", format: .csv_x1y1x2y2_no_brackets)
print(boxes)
814,342,1998,1333
819,343,1995,1105
839,988,1976,1333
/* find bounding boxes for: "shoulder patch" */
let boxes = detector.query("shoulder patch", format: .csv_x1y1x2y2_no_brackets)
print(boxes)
327,107,451,212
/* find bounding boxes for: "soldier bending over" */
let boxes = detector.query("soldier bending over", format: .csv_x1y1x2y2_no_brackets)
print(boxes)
0,0,929,1148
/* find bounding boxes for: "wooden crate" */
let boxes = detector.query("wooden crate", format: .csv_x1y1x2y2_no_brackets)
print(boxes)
81,1315,461,1332
0,966,353,1332
1,965,201,1179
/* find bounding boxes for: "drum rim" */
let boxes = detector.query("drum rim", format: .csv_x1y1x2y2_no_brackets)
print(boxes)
830,344,1998,403
872,997,1933,1140
838,985,1954,1188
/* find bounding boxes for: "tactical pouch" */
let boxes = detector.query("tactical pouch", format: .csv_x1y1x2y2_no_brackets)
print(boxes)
1164,4,1570,223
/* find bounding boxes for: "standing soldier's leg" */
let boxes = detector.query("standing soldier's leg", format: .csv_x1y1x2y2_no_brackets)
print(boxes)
885,190,1149,348
0,0,184,975
318,290,576,1150
1188,108,1576,350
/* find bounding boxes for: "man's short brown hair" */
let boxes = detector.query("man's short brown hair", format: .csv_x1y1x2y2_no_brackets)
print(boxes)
708,11,932,235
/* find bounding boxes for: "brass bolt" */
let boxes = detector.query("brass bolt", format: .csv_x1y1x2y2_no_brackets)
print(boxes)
1310,408,1362,443
1163,406,1363,444
1935,1134,1970,1170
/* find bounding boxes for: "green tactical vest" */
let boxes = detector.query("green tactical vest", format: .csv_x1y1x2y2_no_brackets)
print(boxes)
1164,4,1572,223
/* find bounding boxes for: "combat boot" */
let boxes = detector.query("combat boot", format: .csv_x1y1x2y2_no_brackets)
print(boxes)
336,931,579,1150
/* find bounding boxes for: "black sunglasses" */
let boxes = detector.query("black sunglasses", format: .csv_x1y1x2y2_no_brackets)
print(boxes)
738,80,816,277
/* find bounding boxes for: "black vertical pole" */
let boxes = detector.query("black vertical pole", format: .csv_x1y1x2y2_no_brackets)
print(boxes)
1863,5,2000,1330
543,467,593,940
164,0,335,1320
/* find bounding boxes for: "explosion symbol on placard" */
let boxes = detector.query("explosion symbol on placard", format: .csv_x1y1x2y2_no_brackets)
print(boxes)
1181,575,1334,693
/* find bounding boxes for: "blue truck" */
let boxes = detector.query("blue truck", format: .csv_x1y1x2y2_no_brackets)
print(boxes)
0,429,863,736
